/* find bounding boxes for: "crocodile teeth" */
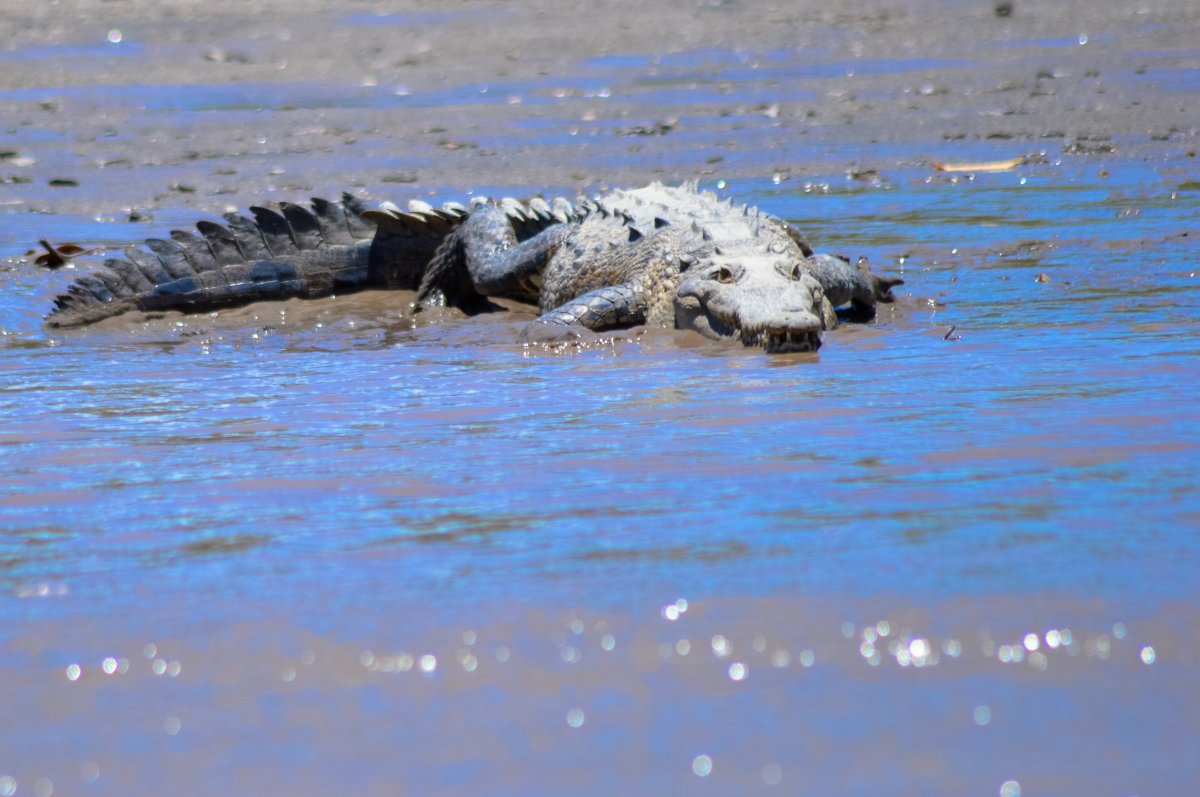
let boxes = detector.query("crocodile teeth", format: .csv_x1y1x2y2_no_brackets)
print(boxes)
739,327,820,353
768,329,820,353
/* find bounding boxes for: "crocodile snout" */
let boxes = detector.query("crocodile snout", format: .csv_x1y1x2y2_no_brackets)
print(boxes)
739,313,823,352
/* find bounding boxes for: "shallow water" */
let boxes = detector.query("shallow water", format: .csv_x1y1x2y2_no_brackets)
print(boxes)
2,20,1199,797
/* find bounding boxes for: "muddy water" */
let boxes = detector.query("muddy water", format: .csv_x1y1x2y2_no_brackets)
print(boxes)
2,5,1200,795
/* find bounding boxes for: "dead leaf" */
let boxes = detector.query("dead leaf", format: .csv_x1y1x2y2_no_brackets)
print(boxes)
34,239,94,268
932,156,1025,173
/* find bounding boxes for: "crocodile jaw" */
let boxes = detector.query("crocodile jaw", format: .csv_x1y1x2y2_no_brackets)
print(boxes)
675,296,822,353
740,326,822,354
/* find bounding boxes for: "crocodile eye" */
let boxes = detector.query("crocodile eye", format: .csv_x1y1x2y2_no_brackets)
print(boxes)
716,266,735,284
791,263,805,281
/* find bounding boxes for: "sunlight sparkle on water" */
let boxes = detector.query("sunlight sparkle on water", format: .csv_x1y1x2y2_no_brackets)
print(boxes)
908,639,936,668
66,664,81,681
974,705,992,726
0,776,15,797
998,645,1024,664
1000,779,1021,797
1087,635,1112,660
728,661,748,681
662,598,688,621
566,708,585,728
1141,646,1156,664
692,755,713,777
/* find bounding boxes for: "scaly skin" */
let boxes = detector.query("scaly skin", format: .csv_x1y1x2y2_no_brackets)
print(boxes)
419,183,902,353
46,183,901,353
45,194,567,328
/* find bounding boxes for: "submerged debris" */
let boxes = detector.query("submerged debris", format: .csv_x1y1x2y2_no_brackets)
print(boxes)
618,119,678,137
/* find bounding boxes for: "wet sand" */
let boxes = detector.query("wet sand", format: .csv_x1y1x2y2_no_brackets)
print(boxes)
2,0,1197,214
1,1,1199,795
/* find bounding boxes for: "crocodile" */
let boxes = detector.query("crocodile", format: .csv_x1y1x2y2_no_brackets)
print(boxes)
46,182,901,352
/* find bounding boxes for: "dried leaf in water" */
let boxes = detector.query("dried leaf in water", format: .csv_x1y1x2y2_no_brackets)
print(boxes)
34,239,92,268
932,156,1025,173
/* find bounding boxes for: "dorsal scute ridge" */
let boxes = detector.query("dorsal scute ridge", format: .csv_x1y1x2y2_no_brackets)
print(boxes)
165,229,219,273
499,197,526,219
526,197,552,219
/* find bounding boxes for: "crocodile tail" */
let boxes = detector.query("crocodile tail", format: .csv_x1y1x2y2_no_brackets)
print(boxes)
415,223,472,308
360,202,469,290
46,194,382,327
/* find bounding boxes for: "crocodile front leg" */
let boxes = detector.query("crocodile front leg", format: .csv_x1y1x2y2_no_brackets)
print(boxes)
806,253,903,321
418,204,570,308
518,282,648,341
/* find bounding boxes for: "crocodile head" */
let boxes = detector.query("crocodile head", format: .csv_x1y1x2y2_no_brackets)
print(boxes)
674,253,826,353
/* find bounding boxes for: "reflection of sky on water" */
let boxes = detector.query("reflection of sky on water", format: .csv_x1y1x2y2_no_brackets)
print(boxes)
0,36,1196,797
1,158,1196,615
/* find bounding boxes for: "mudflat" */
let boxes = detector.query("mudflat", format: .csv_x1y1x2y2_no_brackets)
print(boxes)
1,1,1197,795
2,0,1196,211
